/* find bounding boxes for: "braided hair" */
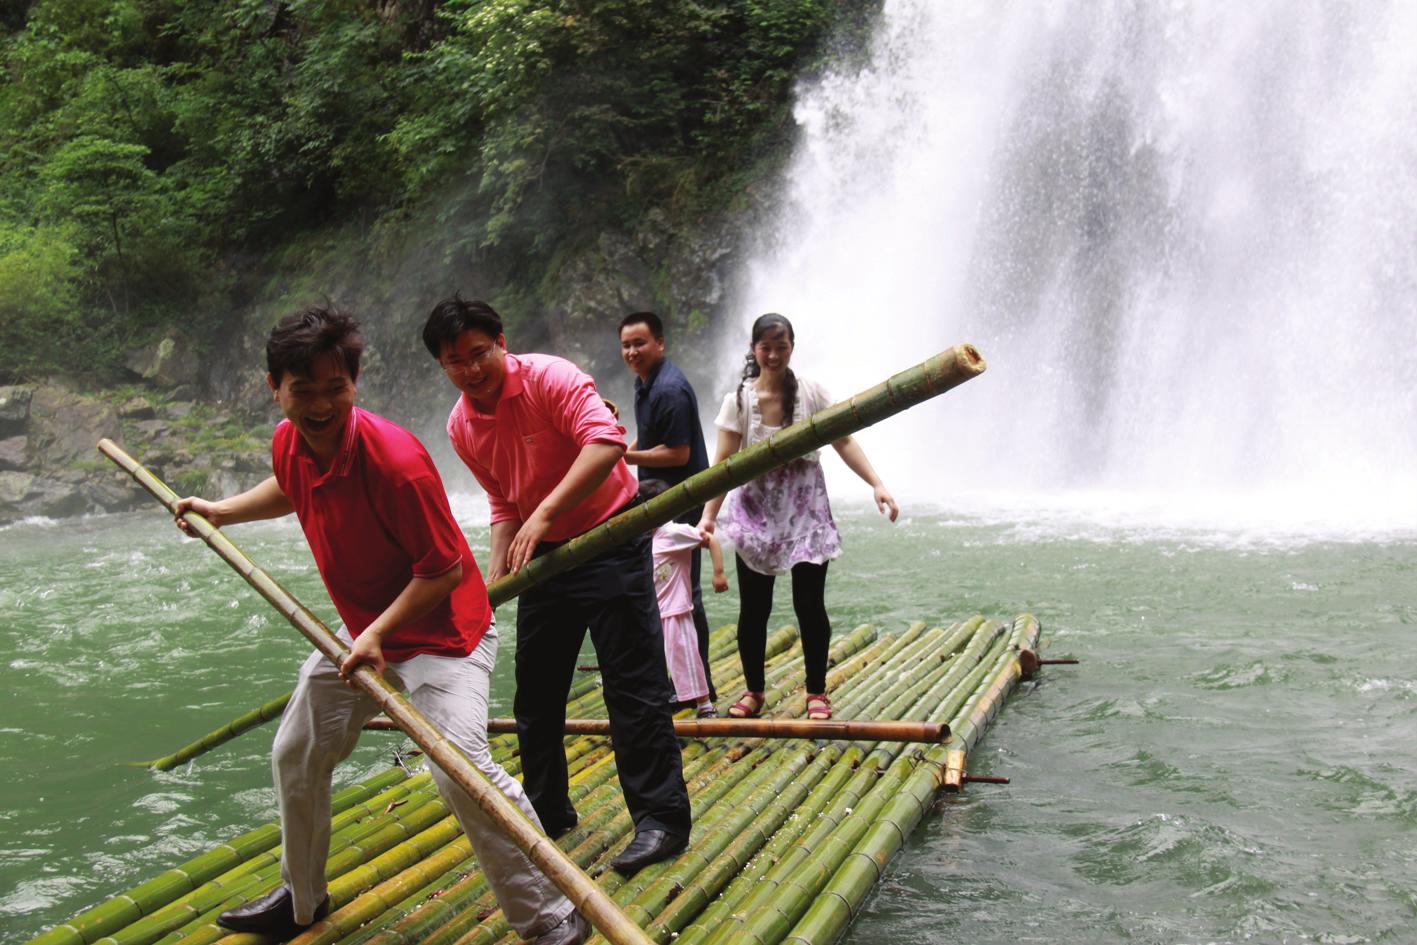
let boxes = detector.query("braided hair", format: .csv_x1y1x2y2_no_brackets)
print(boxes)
737,313,798,426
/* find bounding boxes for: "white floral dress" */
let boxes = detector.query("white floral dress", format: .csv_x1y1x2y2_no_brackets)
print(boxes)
713,377,842,576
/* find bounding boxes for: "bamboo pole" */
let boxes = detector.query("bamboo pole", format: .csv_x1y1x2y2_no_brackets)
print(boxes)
96,440,655,945
495,343,984,601
362,716,947,743
133,343,986,767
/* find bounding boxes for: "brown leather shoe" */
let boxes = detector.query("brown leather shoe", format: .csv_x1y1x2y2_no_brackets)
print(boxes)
216,886,329,936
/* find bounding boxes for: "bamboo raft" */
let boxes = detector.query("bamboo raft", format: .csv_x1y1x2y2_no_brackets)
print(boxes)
23,342,1051,944
24,612,1043,945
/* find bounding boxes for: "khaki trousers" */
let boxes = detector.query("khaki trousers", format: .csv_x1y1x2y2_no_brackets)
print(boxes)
272,625,574,937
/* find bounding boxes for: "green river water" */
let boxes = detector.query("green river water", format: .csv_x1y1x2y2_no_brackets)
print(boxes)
3,501,1415,944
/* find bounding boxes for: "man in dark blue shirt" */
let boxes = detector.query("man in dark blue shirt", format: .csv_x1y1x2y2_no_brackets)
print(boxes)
619,311,716,703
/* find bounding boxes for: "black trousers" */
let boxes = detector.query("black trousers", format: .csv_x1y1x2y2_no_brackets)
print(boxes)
734,555,831,694
515,528,691,837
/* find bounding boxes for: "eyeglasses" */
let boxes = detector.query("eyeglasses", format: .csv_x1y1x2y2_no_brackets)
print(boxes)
440,345,498,374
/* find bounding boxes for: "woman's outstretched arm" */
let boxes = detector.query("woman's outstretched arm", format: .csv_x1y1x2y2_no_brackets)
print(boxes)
832,435,899,521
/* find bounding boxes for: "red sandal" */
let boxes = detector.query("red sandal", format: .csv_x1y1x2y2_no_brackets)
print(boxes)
727,690,765,718
806,692,833,720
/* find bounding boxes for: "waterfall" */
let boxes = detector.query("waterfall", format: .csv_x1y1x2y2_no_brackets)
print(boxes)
725,0,1417,534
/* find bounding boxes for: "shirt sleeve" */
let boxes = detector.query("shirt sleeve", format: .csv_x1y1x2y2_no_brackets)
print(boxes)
447,410,519,525
269,421,292,492
713,389,741,433
380,473,465,579
803,378,833,415
541,358,628,448
656,522,704,554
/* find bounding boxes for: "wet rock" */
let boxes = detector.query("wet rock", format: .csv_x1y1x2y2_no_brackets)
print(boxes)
90,478,139,512
0,470,32,505
118,398,157,420
0,471,85,521
28,385,119,468
124,331,201,389
35,480,90,519
0,435,27,471
133,419,173,439
0,385,33,437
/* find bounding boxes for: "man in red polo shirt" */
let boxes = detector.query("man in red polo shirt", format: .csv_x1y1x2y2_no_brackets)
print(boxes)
173,306,586,945
423,295,691,876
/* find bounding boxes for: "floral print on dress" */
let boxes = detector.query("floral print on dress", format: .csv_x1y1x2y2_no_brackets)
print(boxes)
722,458,842,575
713,376,842,577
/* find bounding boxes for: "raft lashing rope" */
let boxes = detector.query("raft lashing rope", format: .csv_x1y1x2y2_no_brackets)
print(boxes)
25,613,1047,945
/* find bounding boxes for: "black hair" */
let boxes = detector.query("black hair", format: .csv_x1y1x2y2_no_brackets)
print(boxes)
266,305,364,385
737,312,798,426
619,311,664,340
422,293,504,358
638,478,671,502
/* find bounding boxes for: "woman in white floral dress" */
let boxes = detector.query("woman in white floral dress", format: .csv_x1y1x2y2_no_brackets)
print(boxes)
697,314,898,720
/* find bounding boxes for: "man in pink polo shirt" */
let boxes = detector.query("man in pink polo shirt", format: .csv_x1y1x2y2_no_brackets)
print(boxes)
423,295,691,876
174,306,586,945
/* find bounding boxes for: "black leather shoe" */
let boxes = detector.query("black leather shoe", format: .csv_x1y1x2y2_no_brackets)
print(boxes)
216,886,329,935
545,813,578,840
530,910,590,945
610,828,688,875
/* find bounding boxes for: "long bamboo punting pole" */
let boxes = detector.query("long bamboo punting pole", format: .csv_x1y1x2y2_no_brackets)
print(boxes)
95,439,654,945
494,343,985,600
361,716,948,742
131,342,986,769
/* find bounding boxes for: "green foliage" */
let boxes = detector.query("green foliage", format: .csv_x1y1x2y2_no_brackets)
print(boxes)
0,223,84,379
388,0,848,257
0,0,879,382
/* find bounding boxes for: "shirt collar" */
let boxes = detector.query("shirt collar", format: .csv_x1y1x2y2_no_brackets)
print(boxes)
462,352,525,419
634,357,667,396
294,406,360,481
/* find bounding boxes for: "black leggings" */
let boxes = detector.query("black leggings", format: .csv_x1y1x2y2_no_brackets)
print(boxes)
735,555,831,694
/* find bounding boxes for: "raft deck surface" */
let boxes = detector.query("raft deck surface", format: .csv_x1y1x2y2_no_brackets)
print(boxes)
27,614,1042,945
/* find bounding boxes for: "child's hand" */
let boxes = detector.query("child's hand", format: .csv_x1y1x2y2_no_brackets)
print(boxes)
712,573,729,593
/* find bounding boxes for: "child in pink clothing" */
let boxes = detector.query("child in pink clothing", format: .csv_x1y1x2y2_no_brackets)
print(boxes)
640,479,728,717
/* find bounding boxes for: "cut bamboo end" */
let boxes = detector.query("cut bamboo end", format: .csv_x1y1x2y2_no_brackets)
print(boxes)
942,749,967,793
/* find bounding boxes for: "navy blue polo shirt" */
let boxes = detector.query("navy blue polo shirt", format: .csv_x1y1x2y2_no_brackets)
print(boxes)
633,357,709,501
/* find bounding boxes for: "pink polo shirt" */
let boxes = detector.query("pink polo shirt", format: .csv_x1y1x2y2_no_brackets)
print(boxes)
273,407,491,661
447,352,637,541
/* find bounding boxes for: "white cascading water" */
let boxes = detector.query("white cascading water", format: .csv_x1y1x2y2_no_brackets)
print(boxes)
725,0,1417,536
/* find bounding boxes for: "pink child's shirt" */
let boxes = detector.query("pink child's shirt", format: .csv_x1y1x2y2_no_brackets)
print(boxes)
651,523,703,618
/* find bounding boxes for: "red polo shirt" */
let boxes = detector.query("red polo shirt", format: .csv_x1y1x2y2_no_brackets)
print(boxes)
447,352,636,541
272,407,490,661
